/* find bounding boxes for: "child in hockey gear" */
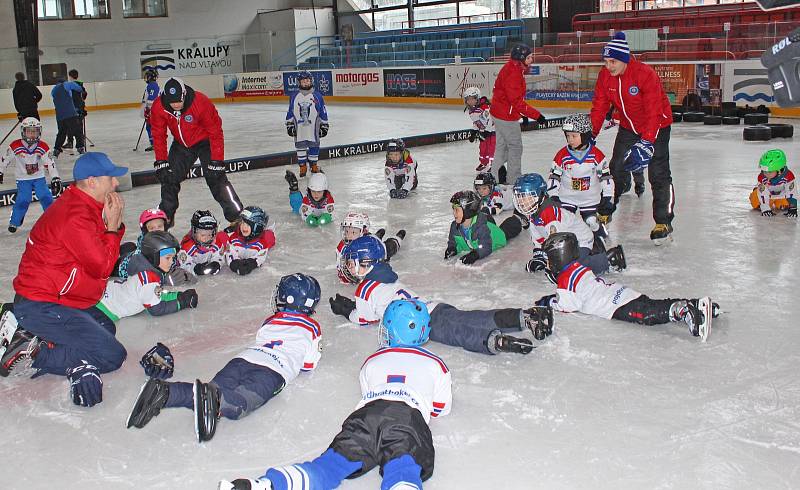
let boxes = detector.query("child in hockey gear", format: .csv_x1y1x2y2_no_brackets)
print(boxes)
178,210,229,276
537,232,715,341
749,149,796,218
332,235,551,353
548,113,615,234
300,172,335,227
284,169,303,214
512,173,626,276
286,71,329,177
464,86,496,172
95,231,198,323
128,273,323,442
115,207,169,278
1,117,61,233
474,171,513,216
385,138,418,199
220,298,449,490
142,67,159,151
336,211,405,283
226,206,276,276
445,190,523,265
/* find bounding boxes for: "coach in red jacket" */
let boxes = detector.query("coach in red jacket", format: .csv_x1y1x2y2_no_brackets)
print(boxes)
590,32,675,244
490,43,546,185
5,153,127,406
150,77,243,225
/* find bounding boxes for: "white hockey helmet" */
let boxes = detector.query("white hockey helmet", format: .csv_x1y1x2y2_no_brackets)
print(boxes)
20,117,42,145
562,113,593,134
340,211,371,241
463,86,481,102
307,172,328,192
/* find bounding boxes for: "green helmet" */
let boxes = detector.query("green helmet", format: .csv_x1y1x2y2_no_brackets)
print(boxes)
759,149,787,173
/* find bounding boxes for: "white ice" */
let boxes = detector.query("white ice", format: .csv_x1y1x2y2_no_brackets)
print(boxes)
0,103,799,490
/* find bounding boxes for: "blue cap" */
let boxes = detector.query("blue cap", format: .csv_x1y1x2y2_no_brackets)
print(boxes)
72,152,129,181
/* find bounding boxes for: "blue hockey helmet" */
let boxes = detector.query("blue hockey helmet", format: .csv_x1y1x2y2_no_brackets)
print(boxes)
297,70,314,88
272,273,321,315
380,299,431,348
510,43,532,62
341,235,386,284
512,173,547,215
240,206,268,240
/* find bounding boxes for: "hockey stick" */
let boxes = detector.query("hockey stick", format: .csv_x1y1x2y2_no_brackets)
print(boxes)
0,120,21,147
133,120,146,151
83,117,95,147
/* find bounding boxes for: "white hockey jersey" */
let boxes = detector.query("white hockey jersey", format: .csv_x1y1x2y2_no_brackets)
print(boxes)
385,151,417,193
236,311,322,383
1,139,59,181
467,99,495,133
178,232,230,273
348,279,436,326
550,261,641,319
527,204,595,250
548,144,613,209
287,90,328,144
226,228,276,266
755,170,796,212
96,270,176,321
355,346,452,423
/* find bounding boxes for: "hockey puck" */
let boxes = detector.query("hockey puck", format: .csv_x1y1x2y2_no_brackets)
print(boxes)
703,115,723,125
683,111,705,123
743,125,772,141
744,113,768,125
722,116,741,125
672,112,683,123
763,123,794,138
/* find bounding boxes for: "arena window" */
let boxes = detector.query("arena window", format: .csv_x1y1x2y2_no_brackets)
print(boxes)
123,0,168,18
37,0,111,20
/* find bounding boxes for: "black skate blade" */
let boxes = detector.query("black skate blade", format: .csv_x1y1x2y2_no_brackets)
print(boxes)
194,379,220,443
126,379,166,429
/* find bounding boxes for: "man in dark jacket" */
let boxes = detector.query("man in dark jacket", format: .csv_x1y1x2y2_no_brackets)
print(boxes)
12,72,42,121
64,69,88,150
2,153,128,408
51,78,86,156
150,77,243,225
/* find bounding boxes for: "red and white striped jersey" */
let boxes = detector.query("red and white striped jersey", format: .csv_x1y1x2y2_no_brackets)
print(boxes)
236,311,322,383
467,98,495,133
178,232,230,273
548,144,613,208
527,204,595,250
356,346,452,423
551,262,641,319
226,227,276,266
756,169,796,212
1,139,59,181
300,191,335,221
348,279,436,326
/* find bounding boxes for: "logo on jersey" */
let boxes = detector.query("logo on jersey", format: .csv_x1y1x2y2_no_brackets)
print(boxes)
263,340,284,349
629,85,640,96
184,114,193,123
387,374,406,383
571,176,591,191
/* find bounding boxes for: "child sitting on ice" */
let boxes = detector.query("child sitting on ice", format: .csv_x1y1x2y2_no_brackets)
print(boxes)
285,170,334,226
385,138,418,199
177,210,229,276
226,206,276,276
473,172,512,217
336,211,404,283
749,149,796,218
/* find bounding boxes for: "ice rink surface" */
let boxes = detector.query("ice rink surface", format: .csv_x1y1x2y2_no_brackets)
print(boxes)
1,102,799,490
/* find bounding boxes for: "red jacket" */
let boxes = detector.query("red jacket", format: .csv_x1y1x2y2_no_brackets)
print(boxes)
13,186,125,309
150,87,225,161
590,59,673,143
490,59,542,122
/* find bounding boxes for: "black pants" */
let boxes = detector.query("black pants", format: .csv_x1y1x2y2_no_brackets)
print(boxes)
609,126,674,225
499,213,523,240
612,294,683,325
159,140,243,224
54,117,84,151
17,111,39,121
330,399,435,482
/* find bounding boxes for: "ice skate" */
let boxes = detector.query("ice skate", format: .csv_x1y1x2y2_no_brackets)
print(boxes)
310,163,321,173
523,306,554,340
494,334,534,355
219,479,272,490
395,229,406,241
606,245,626,272
194,379,221,442
0,306,19,359
298,164,308,178
672,298,712,341
634,181,646,197
0,329,39,377
475,162,491,172
126,378,170,429
144,145,153,152
650,223,673,246
374,228,386,240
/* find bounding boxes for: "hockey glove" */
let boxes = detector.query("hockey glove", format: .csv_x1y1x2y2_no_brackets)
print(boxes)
164,268,197,287
0,171,4,184
477,131,489,142
154,160,171,184
521,116,530,128
286,120,296,137
597,196,615,217
177,289,198,309
67,361,103,407
468,130,477,143
762,209,775,217
536,294,556,307
230,258,258,276
329,294,356,318
786,206,797,218
623,139,654,172
536,114,547,126
140,343,174,379
194,261,221,276
526,250,548,273
50,177,63,196
396,189,409,199
444,246,458,260
389,189,399,199
319,122,329,138
460,250,480,265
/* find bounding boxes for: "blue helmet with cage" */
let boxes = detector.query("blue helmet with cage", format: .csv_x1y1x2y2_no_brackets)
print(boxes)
297,70,314,89
272,273,321,315
380,299,431,348
240,206,268,240
341,235,386,283
512,173,548,215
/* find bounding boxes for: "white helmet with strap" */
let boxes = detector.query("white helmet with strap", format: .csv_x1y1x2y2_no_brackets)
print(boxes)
20,117,42,145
